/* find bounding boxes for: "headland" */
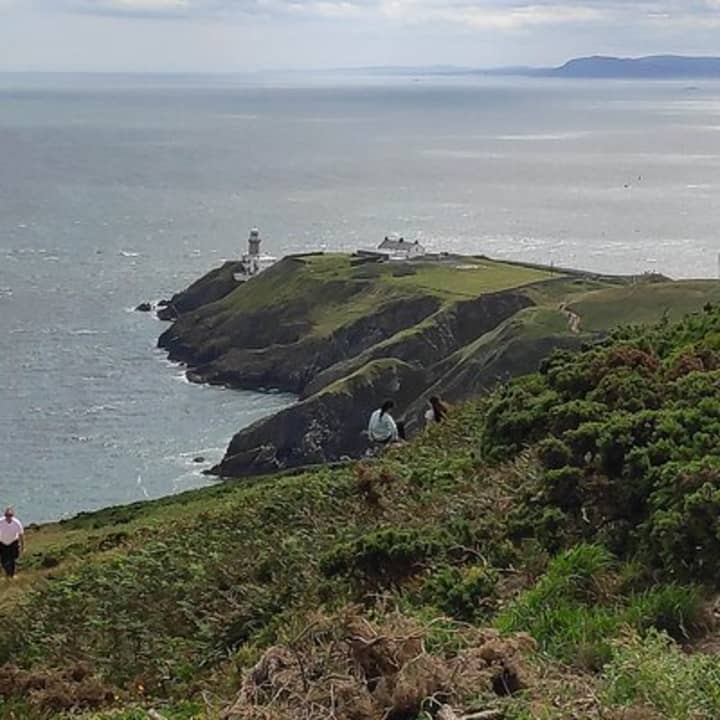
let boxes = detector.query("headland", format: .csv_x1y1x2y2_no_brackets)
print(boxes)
156,251,720,478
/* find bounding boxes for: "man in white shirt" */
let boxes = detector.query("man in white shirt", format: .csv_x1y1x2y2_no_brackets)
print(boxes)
0,507,24,579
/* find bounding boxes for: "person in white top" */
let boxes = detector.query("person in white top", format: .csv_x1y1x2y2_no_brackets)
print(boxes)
0,507,24,579
368,400,405,445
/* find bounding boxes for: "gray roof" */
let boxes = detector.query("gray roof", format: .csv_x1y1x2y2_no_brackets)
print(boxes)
378,238,423,251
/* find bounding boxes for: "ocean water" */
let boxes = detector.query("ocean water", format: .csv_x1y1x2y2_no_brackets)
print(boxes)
2,73,720,524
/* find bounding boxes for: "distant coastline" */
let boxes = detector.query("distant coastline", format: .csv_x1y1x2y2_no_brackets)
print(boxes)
537,55,720,79
7,55,720,82
328,55,720,80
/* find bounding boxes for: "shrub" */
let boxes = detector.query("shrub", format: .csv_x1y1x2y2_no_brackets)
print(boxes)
548,399,606,435
643,459,720,581
422,565,498,621
543,467,583,507
537,438,572,470
481,305,720,579
320,528,442,583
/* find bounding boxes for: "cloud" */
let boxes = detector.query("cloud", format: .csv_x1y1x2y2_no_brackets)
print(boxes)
379,2,604,29
25,0,720,30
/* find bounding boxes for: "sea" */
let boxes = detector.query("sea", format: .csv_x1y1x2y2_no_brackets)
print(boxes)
2,72,720,524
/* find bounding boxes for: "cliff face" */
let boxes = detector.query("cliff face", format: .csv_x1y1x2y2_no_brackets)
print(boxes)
158,254,650,477
157,261,246,321
214,359,426,476
211,292,541,477
301,291,533,398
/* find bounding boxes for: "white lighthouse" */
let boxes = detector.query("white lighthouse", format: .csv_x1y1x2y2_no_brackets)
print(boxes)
247,227,262,275
234,227,277,282
248,227,261,257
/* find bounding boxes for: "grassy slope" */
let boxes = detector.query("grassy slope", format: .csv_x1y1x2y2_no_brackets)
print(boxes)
9,267,720,718
568,280,720,331
9,304,720,719
205,254,559,338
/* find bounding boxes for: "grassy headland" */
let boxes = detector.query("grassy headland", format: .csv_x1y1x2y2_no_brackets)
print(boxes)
157,253,720,479
6,294,720,719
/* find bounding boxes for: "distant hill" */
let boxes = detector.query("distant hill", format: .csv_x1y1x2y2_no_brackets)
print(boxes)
546,55,720,78
330,56,720,80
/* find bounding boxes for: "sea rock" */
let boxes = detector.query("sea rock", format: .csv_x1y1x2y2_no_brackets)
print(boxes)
135,302,152,312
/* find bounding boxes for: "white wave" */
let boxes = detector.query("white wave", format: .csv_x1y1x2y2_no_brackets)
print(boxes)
83,403,118,415
120,250,140,258
170,471,217,493
136,474,149,499
496,131,590,141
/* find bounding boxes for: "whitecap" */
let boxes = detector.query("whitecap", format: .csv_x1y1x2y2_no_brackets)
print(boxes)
496,131,590,141
120,250,139,258
170,471,216,493
84,404,118,415
136,474,150,499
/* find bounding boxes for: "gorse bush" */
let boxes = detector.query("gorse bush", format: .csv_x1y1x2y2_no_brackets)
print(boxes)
421,564,498,621
482,305,720,581
321,528,443,583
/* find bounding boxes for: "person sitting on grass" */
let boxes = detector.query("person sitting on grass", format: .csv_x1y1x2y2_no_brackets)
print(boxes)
425,395,449,426
0,506,24,580
368,400,405,445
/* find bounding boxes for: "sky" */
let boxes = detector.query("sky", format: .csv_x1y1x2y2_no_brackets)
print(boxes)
0,1,719,72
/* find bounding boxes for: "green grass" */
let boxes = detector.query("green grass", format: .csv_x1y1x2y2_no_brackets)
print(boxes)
569,280,720,332
604,630,720,719
197,254,564,340
497,546,703,669
11,268,720,719
391,259,557,298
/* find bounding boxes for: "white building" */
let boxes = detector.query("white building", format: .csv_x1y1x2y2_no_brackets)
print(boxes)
234,228,277,281
378,234,426,260
246,227,262,275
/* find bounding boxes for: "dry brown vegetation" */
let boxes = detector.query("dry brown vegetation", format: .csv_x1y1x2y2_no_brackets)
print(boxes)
221,608,535,720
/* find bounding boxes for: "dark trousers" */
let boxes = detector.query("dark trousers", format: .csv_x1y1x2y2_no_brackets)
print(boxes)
0,541,19,577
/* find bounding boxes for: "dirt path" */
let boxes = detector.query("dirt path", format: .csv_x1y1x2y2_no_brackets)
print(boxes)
560,304,582,334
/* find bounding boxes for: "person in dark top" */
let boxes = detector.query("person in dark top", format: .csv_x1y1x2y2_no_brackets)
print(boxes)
425,396,449,425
